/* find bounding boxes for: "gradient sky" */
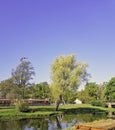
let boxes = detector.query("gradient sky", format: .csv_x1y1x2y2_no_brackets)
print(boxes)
0,0,115,87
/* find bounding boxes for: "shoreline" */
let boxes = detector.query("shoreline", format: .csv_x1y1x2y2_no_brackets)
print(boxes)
0,104,114,121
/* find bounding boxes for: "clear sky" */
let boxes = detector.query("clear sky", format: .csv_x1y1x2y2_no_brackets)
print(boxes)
0,0,115,87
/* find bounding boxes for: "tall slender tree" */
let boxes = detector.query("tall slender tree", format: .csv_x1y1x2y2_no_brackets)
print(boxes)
12,57,35,99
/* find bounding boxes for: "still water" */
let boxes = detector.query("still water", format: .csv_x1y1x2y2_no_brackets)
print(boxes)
0,112,110,130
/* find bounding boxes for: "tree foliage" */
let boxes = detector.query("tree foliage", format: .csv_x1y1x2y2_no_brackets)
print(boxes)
0,78,12,98
11,57,35,99
50,54,89,102
63,90,77,103
33,82,51,99
77,82,99,103
85,82,98,99
0,78,19,99
77,90,92,103
97,82,106,100
105,77,115,101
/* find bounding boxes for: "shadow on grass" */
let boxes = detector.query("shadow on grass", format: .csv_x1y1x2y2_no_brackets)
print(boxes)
60,107,107,114
29,106,107,115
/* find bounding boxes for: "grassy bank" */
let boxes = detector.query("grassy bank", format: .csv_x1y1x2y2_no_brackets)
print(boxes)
0,104,114,120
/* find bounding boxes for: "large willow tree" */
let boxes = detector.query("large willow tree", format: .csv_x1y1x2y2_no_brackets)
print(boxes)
50,54,89,102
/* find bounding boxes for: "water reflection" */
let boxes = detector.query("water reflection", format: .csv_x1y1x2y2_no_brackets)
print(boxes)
0,112,108,130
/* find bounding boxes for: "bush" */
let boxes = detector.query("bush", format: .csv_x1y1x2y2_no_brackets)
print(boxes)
91,100,107,107
15,100,29,112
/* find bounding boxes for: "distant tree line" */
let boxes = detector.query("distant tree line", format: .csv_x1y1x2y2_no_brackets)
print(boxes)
0,54,114,104
77,78,115,105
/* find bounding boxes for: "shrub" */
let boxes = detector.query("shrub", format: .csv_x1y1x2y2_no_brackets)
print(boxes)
15,100,29,112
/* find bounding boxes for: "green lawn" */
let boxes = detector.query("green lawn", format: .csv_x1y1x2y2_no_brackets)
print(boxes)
0,104,114,120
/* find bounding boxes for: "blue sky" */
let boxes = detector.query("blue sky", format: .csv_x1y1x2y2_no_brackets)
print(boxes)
0,0,115,87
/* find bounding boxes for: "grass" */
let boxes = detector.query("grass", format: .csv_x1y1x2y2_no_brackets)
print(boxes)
0,105,61,120
0,104,114,121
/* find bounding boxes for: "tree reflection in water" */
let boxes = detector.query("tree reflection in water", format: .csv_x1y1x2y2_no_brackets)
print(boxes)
0,112,108,130
48,115,64,130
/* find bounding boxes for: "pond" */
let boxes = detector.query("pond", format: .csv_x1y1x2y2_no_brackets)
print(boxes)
0,112,111,130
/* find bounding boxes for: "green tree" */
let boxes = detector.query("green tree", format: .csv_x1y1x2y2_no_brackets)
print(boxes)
0,78,18,99
85,82,98,100
33,82,51,99
97,82,106,100
50,54,89,102
24,84,35,99
63,90,77,103
78,82,107,104
11,57,35,99
77,90,92,103
0,79,11,98
105,77,115,101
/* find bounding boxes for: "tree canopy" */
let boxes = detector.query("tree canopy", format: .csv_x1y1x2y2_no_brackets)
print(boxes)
50,54,89,101
85,82,98,99
105,77,115,101
11,57,35,99
32,82,51,99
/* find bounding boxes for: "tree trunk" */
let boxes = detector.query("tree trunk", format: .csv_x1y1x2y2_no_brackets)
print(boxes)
55,95,65,111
